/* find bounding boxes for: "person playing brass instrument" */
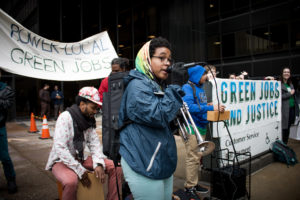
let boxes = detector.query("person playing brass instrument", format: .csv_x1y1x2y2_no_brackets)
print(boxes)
181,65,225,199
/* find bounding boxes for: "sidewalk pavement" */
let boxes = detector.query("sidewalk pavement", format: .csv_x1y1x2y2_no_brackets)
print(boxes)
0,120,300,200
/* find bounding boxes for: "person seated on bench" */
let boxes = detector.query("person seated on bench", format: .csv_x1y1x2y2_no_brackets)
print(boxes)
45,87,122,200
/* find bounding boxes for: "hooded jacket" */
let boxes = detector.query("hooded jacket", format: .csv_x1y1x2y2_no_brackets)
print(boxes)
0,82,15,127
118,70,183,179
182,65,214,129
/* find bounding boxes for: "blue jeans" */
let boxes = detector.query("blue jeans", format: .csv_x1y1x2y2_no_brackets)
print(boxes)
0,126,16,181
121,157,173,200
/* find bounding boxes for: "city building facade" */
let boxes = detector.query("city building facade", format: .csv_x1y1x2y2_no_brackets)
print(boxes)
0,0,299,119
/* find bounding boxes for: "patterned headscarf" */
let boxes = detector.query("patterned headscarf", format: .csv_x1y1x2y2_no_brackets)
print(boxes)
135,40,154,80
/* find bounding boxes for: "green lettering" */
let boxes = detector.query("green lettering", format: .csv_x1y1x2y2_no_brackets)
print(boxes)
24,51,34,68
80,61,92,72
54,60,65,72
10,48,23,64
239,82,244,102
33,56,43,70
43,59,55,72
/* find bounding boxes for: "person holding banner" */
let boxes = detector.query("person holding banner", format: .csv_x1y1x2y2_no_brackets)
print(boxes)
182,65,225,199
118,37,184,200
0,70,18,194
280,67,299,144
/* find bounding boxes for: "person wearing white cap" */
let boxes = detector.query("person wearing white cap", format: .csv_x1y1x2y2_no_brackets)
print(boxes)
45,87,122,200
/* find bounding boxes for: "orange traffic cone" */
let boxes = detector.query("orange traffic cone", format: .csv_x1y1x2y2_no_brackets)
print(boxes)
28,113,38,133
39,115,51,139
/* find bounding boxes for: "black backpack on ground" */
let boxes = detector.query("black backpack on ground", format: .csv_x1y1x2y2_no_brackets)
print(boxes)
102,71,129,166
271,140,298,167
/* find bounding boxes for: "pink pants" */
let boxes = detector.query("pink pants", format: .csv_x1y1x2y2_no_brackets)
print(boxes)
52,157,122,200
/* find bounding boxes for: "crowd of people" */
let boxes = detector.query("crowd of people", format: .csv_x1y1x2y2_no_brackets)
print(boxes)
0,36,299,200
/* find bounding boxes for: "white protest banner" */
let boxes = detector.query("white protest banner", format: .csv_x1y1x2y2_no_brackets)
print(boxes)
211,79,282,160
0,9,117,81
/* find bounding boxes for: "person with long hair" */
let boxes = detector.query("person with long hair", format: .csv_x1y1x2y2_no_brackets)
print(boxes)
280,67,299,144
118,37,184,200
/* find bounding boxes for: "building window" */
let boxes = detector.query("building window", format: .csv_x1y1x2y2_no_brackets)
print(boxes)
235,30,251,56
101,1,117,52
82,0,101,39
269,23,289,51
252,26,270,54
291,20,300,49
220,0,250,19
222,33,235,57
205,0,219,22
252,23,289,54
61,0,81,42
221,30,252,58
207,35,221,60
118,9,133,59
252,0,282,10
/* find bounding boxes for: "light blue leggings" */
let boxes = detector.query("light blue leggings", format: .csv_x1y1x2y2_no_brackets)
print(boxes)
121,157,173,200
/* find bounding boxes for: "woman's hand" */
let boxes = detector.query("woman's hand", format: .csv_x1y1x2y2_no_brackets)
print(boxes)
291,89,295,95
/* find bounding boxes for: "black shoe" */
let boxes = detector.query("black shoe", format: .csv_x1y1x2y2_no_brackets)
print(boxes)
184,187,201,200
195,184,209,194
7,180,18,194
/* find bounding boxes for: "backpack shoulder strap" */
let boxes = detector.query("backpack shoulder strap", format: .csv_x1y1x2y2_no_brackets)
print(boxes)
188,81,201,110
188,81,197,100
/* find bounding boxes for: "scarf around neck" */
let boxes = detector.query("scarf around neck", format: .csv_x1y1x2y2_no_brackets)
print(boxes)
66,104,96,162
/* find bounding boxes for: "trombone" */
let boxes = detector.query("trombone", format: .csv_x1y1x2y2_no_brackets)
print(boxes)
177,102,215,157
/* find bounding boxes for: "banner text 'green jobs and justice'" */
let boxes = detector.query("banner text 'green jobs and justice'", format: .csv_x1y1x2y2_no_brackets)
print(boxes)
220,80,280,126
9,24,112,74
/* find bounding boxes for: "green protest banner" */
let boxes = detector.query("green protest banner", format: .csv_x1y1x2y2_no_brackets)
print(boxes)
211,79,282,160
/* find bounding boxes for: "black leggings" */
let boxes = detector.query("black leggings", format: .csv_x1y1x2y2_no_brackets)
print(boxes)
282,106,295,144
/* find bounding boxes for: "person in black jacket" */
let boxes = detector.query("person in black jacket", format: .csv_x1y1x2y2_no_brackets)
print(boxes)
280,67,299,144
39,83,51,119
0,70,18,194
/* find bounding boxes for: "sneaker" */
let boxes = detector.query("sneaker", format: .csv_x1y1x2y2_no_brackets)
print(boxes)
195,184,209,194
184,187,201,200
7,180,18,194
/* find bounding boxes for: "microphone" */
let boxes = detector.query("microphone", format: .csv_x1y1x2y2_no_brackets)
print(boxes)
182,62,208,68
167,61,207,73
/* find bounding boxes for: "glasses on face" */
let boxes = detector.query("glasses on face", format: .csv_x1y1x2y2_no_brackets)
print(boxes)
152,56,174,65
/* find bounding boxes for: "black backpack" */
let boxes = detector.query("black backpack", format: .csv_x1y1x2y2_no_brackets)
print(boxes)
271,140,298,167
102,71,129,166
